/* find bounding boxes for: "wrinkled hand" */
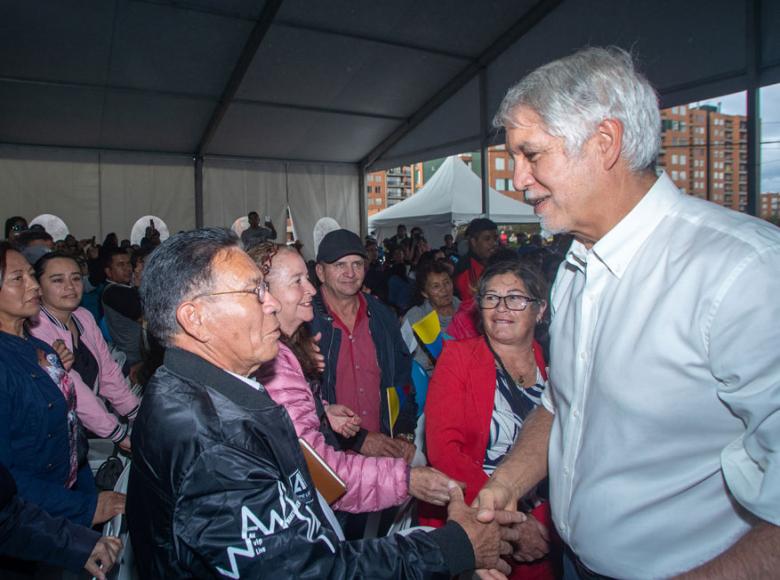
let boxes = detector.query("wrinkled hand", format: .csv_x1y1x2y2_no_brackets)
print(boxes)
359,431,407,458
394,437,416,464
511,515,550,562
84,536,122,580
326,404,361,438
52,339,74,371
446,483,525,575
409,466,464,505
472,478,523,579
473,477,520,522
305,332,326,374
92,491,126,526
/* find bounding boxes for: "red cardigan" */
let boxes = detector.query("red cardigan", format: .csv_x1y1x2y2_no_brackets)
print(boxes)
423,335,547,521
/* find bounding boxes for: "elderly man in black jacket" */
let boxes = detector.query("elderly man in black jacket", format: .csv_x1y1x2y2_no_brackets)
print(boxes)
127,227,522,579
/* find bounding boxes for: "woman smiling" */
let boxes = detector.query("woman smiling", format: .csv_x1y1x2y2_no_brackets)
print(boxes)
250,243,457,513
30,252,140,451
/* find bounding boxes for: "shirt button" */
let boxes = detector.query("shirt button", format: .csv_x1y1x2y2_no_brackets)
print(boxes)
355,365,360,370
572,409,580,418
362,411,368,416
48,402,54,409
46,463,53,470
579,351,587,360
359,388,364,393
47,433,53,439
563,467,570,476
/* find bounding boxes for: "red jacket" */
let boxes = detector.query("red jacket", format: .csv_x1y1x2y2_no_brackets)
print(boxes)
425,336,546,509
423,336,557,579
454,256,484,301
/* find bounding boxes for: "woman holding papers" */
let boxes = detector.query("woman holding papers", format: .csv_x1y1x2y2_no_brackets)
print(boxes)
402,260,459,373
249,243,458,513
424,259,559,579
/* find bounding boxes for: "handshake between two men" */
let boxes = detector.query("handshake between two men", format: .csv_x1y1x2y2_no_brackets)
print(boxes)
444,478,549,579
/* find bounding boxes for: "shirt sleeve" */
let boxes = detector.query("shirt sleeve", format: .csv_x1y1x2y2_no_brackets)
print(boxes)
541,383,556,414
0,488,99,572
711,245,780,525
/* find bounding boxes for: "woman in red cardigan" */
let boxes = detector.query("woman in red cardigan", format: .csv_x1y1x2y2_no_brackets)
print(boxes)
424,259,560,579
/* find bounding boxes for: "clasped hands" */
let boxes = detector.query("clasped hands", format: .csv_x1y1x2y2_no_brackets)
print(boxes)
469,479,551,579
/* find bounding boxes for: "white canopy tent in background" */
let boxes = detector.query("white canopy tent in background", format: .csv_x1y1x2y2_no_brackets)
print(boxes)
0,1,775,243
368,156,538,247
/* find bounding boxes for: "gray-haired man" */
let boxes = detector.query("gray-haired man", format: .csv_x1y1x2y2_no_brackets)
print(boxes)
127,227,523,578
476,47,780,579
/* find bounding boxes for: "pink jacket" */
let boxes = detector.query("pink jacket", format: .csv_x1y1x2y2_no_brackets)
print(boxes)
256,343,409,513
30,306,140,443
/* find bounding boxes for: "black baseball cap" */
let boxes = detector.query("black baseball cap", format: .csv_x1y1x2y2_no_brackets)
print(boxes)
316,229,367,264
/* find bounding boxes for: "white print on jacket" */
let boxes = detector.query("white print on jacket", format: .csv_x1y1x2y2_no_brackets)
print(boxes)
216,481,336,578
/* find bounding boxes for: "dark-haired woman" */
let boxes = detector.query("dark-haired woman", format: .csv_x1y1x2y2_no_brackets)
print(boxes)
402,260,459,373
423,259,559,579
0,243,124,532
30,252,139,451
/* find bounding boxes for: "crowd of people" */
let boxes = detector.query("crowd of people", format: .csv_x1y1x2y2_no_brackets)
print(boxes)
0,45,777,579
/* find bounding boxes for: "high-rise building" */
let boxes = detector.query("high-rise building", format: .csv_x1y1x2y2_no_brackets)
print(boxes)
366,162,423,216
760,192,780,223
658,104,748,213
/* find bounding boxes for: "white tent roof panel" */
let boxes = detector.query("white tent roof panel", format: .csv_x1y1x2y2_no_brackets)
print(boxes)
375,78,481,171
99,92,215,152
1,0,778,169
275,0,539,59
209,103,402,161
237,26,468,119
0,1,115,85
0,83,105,148
107,1,253,97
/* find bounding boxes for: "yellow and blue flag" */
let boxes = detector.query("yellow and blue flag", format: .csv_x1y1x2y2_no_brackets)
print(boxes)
412,310,444,360
387,387,401,438
411,360,429,417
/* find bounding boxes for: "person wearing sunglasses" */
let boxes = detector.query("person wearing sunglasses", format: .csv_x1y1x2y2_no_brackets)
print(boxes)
423,258,560,579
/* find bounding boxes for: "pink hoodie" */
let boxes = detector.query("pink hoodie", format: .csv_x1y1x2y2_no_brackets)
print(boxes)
30,306,140,443
256,342,409,513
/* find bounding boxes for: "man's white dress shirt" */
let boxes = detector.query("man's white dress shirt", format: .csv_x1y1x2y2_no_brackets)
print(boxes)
542,173,780,578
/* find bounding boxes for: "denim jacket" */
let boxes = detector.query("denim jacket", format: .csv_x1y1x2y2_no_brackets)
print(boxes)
0,332,97,527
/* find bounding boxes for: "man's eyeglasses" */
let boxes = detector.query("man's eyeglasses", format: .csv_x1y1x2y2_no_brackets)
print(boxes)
192,282,269,304
478,293,538,311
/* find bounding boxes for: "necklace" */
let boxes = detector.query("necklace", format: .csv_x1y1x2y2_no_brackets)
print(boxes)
486,338,534,388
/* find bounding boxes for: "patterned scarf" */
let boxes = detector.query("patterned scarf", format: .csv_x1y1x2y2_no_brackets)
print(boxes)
37,349,79,488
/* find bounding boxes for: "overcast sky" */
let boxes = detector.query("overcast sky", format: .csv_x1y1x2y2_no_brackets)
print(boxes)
691,84,780,193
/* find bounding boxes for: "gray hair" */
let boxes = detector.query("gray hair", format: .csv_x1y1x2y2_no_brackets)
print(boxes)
493,46,661,172
140,227,241,346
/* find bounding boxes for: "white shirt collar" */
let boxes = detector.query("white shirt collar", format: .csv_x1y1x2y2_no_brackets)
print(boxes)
565,172,682,279
226,370,264,392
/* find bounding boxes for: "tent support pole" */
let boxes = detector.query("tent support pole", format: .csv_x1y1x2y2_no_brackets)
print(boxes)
479,69,490,217
745,0,760,218
359,166,367,238
195,156,204,228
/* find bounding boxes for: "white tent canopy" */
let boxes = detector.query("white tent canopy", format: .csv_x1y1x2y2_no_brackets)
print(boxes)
368,156,538,246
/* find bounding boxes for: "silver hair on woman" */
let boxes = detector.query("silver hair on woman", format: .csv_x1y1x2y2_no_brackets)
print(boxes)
493,46,661,173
